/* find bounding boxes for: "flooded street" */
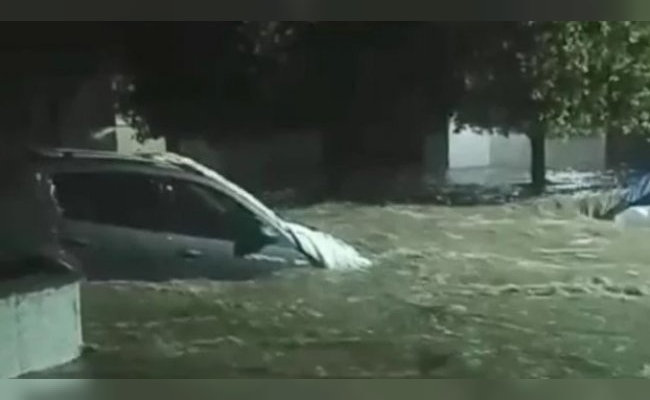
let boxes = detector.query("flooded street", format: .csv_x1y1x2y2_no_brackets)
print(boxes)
32,200,650,378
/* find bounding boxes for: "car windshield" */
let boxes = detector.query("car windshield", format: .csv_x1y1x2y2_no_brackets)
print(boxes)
186,182,237,215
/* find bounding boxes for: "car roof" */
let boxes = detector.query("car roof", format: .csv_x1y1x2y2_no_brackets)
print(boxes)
23,147,295,245
30,147,164,163
28,147,188,172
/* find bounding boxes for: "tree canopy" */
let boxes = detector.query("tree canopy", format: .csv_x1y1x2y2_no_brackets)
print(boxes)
117,22,455,140
118,22,650,141
454,21,650,139
115,21,650,189
0,22,646,191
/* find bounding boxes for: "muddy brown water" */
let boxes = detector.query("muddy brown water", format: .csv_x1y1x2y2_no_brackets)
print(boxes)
28,200,650,378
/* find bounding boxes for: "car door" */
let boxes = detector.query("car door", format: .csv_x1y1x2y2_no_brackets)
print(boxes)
155,177,310,281
51,170,166,281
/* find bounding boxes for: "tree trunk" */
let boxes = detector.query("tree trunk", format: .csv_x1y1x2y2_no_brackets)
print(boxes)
424,112,450,178
529,128,546,194
605,129,617,170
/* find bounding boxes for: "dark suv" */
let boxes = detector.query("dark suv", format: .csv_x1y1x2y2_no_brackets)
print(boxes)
4,148,370,282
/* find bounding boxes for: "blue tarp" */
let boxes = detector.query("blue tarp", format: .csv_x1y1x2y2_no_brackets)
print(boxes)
623,171,650,207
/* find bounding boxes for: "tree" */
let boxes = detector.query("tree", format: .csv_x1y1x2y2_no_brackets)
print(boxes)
118,22,457,194
118,21,314,148
454,22,650,192
248,22,466,193
0,28,108,145
119,22,650,195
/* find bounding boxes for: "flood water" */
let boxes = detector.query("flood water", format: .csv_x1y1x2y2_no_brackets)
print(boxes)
28,198,650,378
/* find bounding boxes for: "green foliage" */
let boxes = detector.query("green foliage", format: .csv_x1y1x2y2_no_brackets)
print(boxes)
118,22,650,144
450,22,534,135
541,21,650,137
119,22,452,138
455,22,650,138
117,23,257,138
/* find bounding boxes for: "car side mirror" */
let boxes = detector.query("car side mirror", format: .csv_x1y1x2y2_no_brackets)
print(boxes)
232,213,278,257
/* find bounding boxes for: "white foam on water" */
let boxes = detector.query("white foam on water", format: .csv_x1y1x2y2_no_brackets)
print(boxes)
143,151,372,270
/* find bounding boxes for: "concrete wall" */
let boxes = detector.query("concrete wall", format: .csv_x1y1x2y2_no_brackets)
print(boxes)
179,130,323,192
0,278,82,378
114,117,166,154
450,126,606,171
449,128,491,168
40,71,167,154
545,135,606,171
180,128,454,195
488,134,531,169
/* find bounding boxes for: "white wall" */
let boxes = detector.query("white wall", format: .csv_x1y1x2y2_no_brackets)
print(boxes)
450,126,606,172
546,135,606,171
179,130,323,191
449,128,491,168
488,133,531,168
45,73,166,155
0,279,82,378
115,117,167,155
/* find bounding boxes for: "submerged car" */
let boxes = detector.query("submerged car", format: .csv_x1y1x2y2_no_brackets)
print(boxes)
2,148,370,281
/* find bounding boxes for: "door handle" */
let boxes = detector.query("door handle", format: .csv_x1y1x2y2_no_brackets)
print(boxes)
62,237,90,248
180,248,203,259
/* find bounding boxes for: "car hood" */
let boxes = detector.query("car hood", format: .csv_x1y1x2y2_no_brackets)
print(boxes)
282,221,371,270
147,152,372,270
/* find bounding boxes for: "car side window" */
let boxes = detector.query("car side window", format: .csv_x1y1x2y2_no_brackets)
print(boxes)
161,179,252,240
52,171,164,231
